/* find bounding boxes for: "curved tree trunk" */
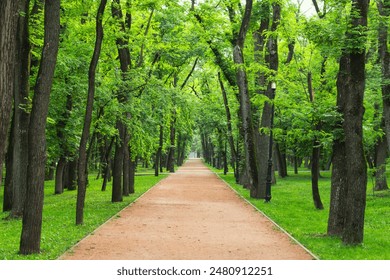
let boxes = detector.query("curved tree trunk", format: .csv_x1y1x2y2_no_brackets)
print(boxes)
76,0,107,225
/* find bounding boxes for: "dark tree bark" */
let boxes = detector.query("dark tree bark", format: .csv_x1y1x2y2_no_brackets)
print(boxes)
308,72,324,210
0,0,19,175
328,55,349,237
374,131,388,191
377,1,390,150
167,111,177,173
155,124,163,176
10,0,31,218
254,3,281,198
275,142,288,177
123,128,130,196
341,0,369,245
55,157,66,195
3,117,14,212
129,146,135,194
218,72,238,179
76,0,107,225
101,138,114,191
111,0,132,201
55,92,73,194
234,0,260,197
65,158,78,191
328,0,369,245
19,0,60,254
112,121,125,203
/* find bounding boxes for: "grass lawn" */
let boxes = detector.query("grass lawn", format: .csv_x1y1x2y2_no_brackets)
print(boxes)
213,168,390,260
0,172,167,260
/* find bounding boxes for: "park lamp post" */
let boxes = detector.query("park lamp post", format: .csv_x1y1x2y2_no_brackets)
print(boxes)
265,81,276,203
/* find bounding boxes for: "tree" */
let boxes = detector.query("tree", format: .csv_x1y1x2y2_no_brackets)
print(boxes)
377,0,390,149
9,0,31,217
233,0,260,197
253,2,281,199
0,1,19,186
328,0,369,245
76,0,108,225
19,0,61,254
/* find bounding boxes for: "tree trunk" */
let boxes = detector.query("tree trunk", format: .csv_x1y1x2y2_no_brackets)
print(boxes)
9,0,31,219
55,157,66,194
122,129,130,197
112,121,125,203
293,155,299,174
0,0,19,172
377,1,390,150
327,0,368,245
19,0,60,254
234,0,259,197
374,131,388,191
76,0,107,225
308,72,324,210
218,72,238,179
129,147,135,194
167,112,176,173
3,118,14,212
101,137,114,191
275,143,288,177
155,124,163,176
341,0,368,245
311,136,324,209
65,158,78,191
328,54,349,237
54,92,73,194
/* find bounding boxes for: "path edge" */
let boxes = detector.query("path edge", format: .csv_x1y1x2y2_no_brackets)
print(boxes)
213,171,320,260
57,175,170,260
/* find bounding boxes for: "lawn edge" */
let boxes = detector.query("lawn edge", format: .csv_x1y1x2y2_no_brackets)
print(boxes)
213,171,320,260
57,175,170,260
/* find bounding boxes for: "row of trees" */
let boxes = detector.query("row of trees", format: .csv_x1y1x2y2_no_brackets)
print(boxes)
0,0,388,254
0,0,198,254
192,0,388,246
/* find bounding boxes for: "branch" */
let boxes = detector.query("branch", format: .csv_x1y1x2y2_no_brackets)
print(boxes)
236,0,253,48
181,57,199,90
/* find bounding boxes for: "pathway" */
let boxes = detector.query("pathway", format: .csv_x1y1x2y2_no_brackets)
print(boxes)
60,159,314,260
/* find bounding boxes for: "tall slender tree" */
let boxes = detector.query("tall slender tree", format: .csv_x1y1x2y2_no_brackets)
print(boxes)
0,1,19,186
19,0,61,254
233,0,259,197
10,0,31,218
76,0,108,225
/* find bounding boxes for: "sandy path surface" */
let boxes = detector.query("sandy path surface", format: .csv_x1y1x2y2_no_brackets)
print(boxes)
60,159,314,260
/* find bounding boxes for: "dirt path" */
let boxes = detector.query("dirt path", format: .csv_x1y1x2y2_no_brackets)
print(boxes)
60,159,314,260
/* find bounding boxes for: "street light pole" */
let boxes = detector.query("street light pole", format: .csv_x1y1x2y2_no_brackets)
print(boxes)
265,82,276,203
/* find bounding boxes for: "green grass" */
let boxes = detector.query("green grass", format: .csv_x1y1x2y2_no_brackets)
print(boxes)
0,173,166,260
213,168,390,260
